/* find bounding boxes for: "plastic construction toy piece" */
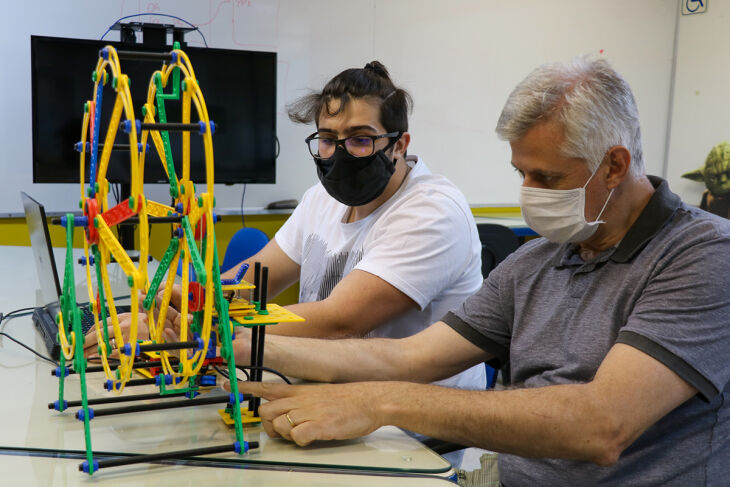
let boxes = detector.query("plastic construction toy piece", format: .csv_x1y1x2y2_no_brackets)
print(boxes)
48,42,303,476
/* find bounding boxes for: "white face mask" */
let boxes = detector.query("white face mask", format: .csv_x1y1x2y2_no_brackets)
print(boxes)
519,167,614,244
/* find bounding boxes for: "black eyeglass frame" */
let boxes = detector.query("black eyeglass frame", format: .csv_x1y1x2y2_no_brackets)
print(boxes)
304,131,403,160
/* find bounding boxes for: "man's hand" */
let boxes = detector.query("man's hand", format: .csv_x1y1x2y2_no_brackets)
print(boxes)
83,311,151,358
83,288,189,357
238,381,387,446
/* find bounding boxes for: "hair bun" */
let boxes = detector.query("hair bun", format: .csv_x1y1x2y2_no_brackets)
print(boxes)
364,61,390,79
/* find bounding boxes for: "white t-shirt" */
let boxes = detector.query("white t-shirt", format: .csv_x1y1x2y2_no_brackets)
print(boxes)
275,158,485,389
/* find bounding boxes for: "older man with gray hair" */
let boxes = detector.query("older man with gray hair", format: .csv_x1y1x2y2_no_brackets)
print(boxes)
238,57,730,486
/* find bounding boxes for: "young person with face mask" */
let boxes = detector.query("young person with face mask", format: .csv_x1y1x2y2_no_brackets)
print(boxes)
87,62,486,389
233,57,730,486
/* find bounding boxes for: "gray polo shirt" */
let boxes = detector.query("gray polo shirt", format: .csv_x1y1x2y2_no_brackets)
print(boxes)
444,176,730,486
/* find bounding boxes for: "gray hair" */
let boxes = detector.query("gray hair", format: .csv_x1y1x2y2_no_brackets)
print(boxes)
495,56,644,176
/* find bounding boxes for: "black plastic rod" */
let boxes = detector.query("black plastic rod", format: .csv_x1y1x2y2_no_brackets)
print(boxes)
48,391,188,409
118,215,185,225
86,443,260,471
115,378,157,388
113,50,174,62
89,393,251,417
248,326,259,412
260,267,268,311
138,340,199,352
65,359,177,375
140,122,201,132
252,325,266,417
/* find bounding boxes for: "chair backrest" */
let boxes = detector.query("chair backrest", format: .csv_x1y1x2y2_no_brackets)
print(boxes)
477,223,521,278
220,227,270,273
477,223,521,388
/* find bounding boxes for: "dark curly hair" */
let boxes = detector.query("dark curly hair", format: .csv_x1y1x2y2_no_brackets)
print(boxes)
287,61,412,133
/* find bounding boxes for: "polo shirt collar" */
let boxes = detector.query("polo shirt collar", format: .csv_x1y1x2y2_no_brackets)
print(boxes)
611,176,681,262
551,176,681,266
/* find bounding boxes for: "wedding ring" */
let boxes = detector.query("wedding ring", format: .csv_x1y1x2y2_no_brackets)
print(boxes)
285,413,296,428
109,337,116,350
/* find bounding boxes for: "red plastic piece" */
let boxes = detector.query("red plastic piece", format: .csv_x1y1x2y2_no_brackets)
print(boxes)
201,357,224,366
194,216,207,240
101,198,137,227
84,198,100,244
188,282,205,312
95,292,101,320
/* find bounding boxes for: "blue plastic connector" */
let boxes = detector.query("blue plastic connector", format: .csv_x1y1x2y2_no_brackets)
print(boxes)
176,203,184,213
54,399,68,411
76,408,95,421
74,141,90,152
60,215,89,229
122,343,140,357
185,390,199,399
100,47,109,60
81,459,99,474
196,336,205,352
234,441,249,454
53,366,70,377
121,119,141,134
221,263,249,286
229,392,245,404
104,379,114,391
79,255,95,266
206,332,217,359
200,375,217,386
156,374,173,386
171,51,178,63
197,120,217,135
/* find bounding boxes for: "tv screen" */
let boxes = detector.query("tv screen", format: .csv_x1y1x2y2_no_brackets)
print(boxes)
31,35,276,185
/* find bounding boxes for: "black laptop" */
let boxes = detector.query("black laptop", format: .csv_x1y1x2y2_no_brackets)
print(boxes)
21,192,129,359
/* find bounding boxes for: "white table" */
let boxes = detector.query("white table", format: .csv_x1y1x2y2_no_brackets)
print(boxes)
0,246,454,480
0,451,459,486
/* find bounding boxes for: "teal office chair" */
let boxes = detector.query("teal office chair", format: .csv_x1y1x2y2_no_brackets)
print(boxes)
176,227,269,277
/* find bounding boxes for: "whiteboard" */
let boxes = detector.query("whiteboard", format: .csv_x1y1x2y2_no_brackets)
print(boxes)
0,0,678,214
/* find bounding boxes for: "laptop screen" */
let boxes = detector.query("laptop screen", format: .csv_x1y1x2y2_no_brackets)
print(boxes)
21,192,62,307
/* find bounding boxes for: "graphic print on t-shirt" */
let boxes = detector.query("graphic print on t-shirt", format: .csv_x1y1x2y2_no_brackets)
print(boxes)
299,234,363,302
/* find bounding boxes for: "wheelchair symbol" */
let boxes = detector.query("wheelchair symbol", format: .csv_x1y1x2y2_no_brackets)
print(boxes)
686,0,705,13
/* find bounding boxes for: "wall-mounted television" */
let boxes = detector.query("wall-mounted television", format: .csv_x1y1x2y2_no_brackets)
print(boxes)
31,35,276,185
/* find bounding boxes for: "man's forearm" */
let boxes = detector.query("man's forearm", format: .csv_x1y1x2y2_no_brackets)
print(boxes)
378,381,622,466
233,333,428,384
266,301,346,337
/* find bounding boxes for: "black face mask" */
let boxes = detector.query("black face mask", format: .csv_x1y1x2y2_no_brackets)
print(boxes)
315,147,396,206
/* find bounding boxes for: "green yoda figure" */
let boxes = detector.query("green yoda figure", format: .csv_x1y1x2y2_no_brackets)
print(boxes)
682,142,730,219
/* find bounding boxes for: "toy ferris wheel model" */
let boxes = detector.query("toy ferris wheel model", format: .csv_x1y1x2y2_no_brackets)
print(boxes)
48,42,303,475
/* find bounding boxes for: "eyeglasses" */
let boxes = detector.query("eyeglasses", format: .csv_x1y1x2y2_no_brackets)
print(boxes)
305,131,402,159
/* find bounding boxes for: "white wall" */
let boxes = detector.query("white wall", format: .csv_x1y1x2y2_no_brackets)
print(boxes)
666,0,730,206
0,0,680,214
